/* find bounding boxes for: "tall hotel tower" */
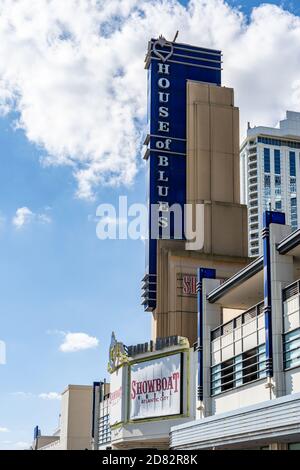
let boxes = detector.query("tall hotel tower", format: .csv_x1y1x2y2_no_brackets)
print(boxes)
241,111,300,257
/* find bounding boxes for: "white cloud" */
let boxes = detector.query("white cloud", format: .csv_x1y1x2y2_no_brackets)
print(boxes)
0,1,300,198
12,207,34,228
12,206,52,228
38,392,61,401
0,427,9,433
59,332,99,353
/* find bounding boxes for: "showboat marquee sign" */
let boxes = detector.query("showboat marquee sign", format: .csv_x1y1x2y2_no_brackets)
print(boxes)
130,353,182,420
142,36,222,311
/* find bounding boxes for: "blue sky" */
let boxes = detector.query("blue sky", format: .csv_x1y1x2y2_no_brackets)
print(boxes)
227,0,300,15
0,0,300,449
0,116,150,447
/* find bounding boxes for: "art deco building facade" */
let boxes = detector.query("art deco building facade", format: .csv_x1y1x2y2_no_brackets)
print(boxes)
34,37,300,452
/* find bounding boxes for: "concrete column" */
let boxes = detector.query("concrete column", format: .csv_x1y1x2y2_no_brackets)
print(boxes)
200,278,222,418
269,223,293,398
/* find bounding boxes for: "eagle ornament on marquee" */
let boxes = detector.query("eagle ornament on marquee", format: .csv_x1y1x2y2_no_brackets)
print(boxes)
107,332,129,373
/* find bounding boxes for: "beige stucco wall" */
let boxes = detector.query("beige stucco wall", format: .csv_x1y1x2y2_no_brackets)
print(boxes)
186,81,248,258
186,82,240,206
153,239,250,344
35,436,60,450
60,385,93,450
151,81,249,344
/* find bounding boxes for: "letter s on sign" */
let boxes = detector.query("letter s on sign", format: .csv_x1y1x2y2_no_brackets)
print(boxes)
131,380,136,400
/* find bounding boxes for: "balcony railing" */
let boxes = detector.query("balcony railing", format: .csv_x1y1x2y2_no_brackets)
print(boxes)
211,302,266,395
211,302,265,366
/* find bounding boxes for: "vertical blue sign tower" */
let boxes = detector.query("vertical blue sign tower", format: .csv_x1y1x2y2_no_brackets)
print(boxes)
142,36,222,311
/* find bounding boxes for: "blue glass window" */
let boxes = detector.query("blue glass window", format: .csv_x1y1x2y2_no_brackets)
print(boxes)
211,345,266,395
275,176,281,196
284,328,300,369
264,148,270,173
274,149,281,174
291,197,298,230
264,174,271,191
275,200,282,210
290,152,296,177
290,178,297,194
258,136,300,149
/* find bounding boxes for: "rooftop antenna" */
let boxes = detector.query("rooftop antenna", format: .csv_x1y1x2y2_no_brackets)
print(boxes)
173,30,179,43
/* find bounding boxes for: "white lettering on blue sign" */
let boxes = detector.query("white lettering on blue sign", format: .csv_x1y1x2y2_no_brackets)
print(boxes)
156,62,172,225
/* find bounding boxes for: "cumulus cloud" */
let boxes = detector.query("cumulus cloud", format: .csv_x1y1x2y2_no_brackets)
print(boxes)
1,1,300,198
12,207,51,228
0,427,10,433
38,392,61,400
12,207,34,228
59,332,99,353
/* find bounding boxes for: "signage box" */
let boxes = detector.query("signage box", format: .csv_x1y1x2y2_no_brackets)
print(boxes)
110,367,124,426
130,353,182,420
143,37,222,311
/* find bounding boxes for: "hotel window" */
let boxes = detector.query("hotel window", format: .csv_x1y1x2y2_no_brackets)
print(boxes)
98,414,111,446
284,329,300,369
264,175,271,209
290,151,296,177
264,148,270,173
220,359,235,391
211,346,266,395
242,348,260,383
275,200,282,211
275,176,281,196
289,443,300,450
290,177,297,194
283,282,300,370
274,149,281,174
264,174,271,191
258,136,300,149
291,197,297,230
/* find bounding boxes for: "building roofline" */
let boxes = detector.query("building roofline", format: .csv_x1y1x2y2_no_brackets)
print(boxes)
171,391,300,432
207,256,263,303
277,228,300,255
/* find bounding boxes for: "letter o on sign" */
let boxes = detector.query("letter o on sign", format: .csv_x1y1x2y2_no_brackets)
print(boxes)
158,78,170,89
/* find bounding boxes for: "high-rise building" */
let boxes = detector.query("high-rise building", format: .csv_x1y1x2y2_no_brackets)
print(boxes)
240,111,300,257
